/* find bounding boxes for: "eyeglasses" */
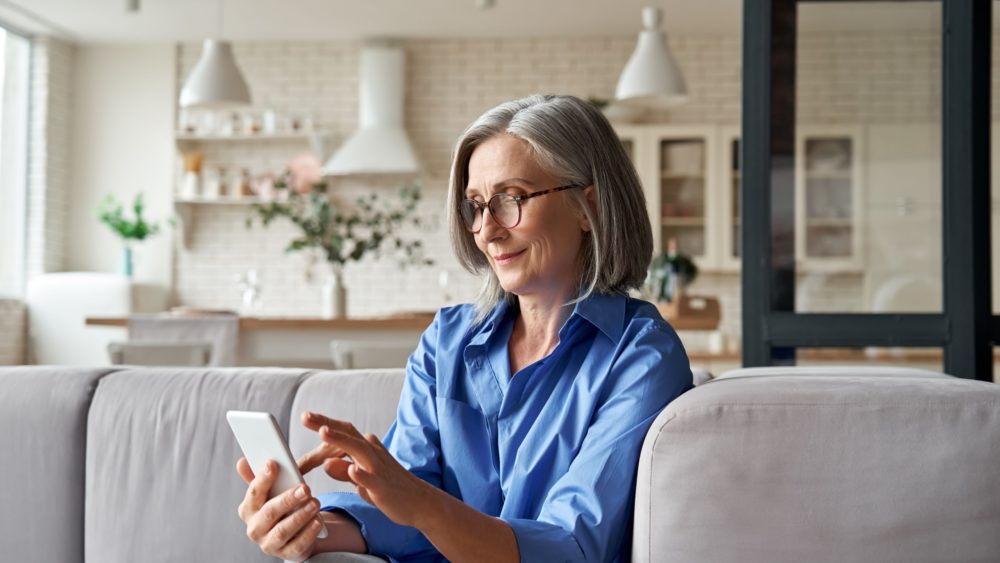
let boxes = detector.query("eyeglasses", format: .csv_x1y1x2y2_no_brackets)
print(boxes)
459,185,581,233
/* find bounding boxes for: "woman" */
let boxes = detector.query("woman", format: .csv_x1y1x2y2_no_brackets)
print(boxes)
236,94,692,563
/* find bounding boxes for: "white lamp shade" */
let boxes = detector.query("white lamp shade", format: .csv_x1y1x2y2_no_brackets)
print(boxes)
179,39,251,109
615,7,688,106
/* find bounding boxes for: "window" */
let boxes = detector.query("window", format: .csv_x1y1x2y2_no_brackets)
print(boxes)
0,26,31,297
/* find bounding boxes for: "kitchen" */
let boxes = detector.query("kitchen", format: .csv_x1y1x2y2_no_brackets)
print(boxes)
0,1,996,374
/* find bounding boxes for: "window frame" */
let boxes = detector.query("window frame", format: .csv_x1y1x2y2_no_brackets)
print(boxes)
740,0,994,381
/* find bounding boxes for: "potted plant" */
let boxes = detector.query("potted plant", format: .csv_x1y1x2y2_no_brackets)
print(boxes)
246,154,432,319
97,193,162,278
648,238,698,304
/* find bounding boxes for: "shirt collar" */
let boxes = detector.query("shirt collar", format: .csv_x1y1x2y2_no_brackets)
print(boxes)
467,292,626,351
567,292,626,343
466,297,515,351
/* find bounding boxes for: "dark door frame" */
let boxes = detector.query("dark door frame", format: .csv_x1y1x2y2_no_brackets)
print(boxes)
741,0,994,381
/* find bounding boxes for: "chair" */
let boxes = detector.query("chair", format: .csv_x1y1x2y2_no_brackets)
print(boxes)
330,340,414,369
107,341,213,367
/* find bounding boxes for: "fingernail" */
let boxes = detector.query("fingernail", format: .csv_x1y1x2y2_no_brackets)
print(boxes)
264,462,272,475
295,486,307,499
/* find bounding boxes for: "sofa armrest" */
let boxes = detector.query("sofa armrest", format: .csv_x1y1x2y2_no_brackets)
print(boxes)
632,367,1000,563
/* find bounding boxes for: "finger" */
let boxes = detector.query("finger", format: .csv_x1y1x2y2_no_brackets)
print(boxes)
319,426,374,467
303,412,365,440
297,443,346,475
261,498,320,555
276,515,325,561
236,457,254,484
239,459,277,524
356,485,374,506
247,482,311,542
347,462,374,488
363,432,385,450
323,458,355,483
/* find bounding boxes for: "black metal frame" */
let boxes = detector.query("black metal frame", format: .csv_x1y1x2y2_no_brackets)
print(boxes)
741,0,994,381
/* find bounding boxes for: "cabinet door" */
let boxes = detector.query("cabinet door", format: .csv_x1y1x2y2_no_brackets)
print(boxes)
719,126,742,271
648,126,719,269
795,126,865,272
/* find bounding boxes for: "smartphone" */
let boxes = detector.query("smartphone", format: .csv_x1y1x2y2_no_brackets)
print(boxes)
226,410,328,539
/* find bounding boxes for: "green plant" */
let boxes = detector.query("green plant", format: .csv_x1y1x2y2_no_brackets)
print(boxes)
246,181,433,270
586,96,610,110
97,193,161,241
648,250,698,302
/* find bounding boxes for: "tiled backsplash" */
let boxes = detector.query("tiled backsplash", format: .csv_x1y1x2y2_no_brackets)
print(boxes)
172,30,957,347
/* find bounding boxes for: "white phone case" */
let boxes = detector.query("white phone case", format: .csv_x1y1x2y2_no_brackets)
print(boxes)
226,410,328,539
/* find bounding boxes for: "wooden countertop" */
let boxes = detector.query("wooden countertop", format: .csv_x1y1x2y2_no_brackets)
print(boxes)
84,316,999,364
85,314,435,331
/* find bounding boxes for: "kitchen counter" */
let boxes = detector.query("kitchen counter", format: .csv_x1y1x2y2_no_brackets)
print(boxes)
85,313,434,369
85,315,997,379
85,314,434,331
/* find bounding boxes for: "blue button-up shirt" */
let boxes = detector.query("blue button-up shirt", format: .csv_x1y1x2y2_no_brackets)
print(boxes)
318,292,692,562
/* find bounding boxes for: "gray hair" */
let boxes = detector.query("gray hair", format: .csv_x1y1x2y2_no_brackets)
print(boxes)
447,94,653,322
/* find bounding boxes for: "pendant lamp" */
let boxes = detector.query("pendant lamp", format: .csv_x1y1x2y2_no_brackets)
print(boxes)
179,0,251,109
615,6,687,106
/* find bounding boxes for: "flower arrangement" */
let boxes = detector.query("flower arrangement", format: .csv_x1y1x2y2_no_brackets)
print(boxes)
97,193,161,241
246,153,433,274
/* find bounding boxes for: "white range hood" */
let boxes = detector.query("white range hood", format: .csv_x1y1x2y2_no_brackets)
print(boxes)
323,44,420,176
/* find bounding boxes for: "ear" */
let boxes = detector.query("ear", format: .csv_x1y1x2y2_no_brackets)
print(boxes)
578,185,597,232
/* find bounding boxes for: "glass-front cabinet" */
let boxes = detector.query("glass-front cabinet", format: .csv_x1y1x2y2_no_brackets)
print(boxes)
616,125,718,268
616,123,864,273
794,125,865,271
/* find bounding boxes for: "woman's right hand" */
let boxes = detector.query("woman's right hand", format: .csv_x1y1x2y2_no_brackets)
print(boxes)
236,457,325,562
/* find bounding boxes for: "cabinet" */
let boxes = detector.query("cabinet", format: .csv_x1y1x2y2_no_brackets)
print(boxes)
617,124,866,273
794,125,865,272
616,125,720,269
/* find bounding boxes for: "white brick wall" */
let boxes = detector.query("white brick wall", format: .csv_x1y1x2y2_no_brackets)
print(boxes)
27,36,73,278
171,30,988,348
0,299,26,364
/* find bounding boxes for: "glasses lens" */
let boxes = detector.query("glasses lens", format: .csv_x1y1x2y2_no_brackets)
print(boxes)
459,200,481,231
491,194,520,228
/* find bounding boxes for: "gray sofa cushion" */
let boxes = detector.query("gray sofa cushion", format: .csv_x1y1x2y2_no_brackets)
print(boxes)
0,366,115,563
288,369,406,495
84,367,309,563
633,367,1000,563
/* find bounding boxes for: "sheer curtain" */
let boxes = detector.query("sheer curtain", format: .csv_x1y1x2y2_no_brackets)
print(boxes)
0,26,31,297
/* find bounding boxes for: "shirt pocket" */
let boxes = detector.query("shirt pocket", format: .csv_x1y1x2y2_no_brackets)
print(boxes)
435,396,503,515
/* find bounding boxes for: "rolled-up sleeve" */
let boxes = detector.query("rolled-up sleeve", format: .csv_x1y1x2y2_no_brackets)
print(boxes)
502,322,692,562
318,311,445,560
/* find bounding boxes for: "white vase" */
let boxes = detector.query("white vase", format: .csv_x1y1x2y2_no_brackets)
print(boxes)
321,265,347,319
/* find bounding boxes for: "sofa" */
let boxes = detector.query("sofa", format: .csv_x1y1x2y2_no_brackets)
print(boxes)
1,364,998,562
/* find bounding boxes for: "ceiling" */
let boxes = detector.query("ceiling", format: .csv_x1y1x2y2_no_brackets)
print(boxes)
1,0,740,42
0,0,950,44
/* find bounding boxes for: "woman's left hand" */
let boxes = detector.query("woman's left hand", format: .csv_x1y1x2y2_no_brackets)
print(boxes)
302,412,434,528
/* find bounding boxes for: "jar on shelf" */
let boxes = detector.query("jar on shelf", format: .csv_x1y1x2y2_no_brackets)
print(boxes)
239,169,254,197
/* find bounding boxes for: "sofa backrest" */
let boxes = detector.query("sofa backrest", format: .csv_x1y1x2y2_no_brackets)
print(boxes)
632,366,1000,563
0,367,113,563
287,369,406,495
83,367,308,563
